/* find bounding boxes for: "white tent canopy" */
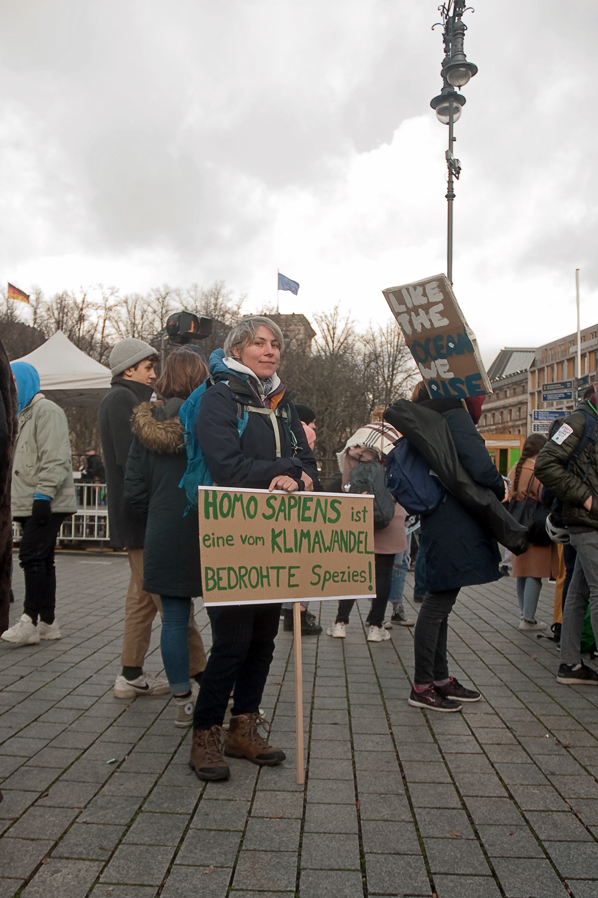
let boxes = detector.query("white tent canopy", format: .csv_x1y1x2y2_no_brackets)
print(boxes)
14,331,111,407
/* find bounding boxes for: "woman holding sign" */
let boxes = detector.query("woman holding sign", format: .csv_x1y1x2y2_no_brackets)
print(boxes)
190,317,318,782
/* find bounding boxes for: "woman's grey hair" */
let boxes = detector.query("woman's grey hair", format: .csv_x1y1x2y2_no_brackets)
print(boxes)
224,316,285,359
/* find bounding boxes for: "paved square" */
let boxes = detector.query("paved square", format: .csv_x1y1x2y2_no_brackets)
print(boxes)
1,553,597,896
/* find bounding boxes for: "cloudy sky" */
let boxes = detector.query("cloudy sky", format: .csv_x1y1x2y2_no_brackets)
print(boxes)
1,0,596,365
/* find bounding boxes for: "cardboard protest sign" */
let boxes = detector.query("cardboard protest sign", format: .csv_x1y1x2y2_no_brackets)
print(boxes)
383,273,492,399
198,487,375,606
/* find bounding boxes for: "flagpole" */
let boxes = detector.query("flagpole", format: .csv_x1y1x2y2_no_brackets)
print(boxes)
276,269,279,314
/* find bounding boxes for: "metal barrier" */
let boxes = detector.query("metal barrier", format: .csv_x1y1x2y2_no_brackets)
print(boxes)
13,483,110,544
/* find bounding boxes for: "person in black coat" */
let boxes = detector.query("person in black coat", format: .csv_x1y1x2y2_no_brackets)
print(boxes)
125,349,209,729
189,317,319,782
0,336,17,635
406,383,505,712
99,338,171,699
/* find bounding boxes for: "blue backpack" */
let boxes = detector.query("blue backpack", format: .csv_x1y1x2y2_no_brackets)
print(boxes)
385,437,445,516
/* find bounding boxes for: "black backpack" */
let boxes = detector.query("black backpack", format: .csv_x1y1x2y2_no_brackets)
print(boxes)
345,460,395,529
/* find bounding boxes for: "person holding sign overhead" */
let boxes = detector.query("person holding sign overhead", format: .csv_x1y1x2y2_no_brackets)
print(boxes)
190,317,319,781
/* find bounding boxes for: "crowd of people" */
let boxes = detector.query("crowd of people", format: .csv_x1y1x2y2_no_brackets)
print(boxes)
1,319,598,784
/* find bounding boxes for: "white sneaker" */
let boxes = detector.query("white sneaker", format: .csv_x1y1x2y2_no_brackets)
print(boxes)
114,671,170,698
518,619,548,632
38,620,62,640
1,614,40,645
174,692,196,728
382,620,394,630
326,621,347,638
367,625,391,642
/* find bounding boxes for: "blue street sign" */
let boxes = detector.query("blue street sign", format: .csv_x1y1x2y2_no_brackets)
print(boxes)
542,391,572,402
533,410,565,422
542,380,573,392
532,423,550,433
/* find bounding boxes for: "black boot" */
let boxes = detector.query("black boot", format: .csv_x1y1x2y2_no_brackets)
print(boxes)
300,610,322,635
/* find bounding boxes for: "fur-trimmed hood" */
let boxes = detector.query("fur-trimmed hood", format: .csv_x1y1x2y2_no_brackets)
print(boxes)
131,398,185,454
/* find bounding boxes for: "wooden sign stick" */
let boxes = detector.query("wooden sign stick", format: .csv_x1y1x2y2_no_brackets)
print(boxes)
293,602,305,785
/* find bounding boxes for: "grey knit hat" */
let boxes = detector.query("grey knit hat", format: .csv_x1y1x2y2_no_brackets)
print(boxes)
109,338,157,377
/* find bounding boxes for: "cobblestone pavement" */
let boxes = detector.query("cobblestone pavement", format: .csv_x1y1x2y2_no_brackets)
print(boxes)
1,554,598,897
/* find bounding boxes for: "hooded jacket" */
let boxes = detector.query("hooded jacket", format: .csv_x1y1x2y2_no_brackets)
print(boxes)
0,339,17,633
10,362,76,518
385,398,514,591
534,400,598,532
99,376,154,549
196,350,319,490
124,398,202,597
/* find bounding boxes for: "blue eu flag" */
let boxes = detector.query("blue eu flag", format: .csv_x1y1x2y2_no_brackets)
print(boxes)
278,273,300,295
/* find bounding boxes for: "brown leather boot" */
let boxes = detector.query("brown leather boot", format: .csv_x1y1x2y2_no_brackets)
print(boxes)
225,712,286,766
189,726,230,781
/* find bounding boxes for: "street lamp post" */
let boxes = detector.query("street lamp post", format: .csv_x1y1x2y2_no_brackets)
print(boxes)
430,2,478,285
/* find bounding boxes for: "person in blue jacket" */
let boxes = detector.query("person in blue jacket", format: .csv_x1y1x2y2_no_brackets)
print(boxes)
189,317,318,781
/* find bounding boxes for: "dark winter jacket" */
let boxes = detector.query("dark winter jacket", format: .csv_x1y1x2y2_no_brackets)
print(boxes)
0,338,17,634
99,377,154,549
124,398,201,597
535,401,598,532
196,357,319,490
385,398,506,591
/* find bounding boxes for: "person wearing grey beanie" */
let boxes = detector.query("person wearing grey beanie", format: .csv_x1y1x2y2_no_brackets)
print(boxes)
109,338,157,378
100,337,203,699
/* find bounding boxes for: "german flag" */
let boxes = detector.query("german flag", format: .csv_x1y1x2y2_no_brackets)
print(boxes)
7,283,30,303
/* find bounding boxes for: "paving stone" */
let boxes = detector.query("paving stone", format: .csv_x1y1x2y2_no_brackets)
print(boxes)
525,810,593,842
361,819,421,854
306,777,355,804
365,853,429,895
100,844,175,885
464,798,526,826
5,805,78,841
91,885,159,898
0,879,26,897
304,802,358,834
492,857,570,897
0,766,58,792
299,869,363,897
20,859,103,898
301,832,360,869
409,783,462,808
476,824,544,858
53,822,125,859
359,793,412,821
142,784,200,815
251,790,304,819
233,850,296,891
424,837,490,875
0,837,55,879
36,780,99,808
509,785,570,811
243,817,301,852
415,807,475,840
433,874,502,897
564,883,598,898
191,799,250,831
543,841,598,879
402,761,452,783
79,793,143,825
161,865,230,898
124,812,188,846
568,800,598,825
176,829,241,866
306,758,353,780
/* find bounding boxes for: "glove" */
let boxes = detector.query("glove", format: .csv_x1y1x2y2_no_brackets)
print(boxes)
31,499,52,527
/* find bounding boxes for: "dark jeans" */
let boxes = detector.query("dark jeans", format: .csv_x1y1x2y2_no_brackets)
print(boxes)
414,540,427,596
413,588,459,685
193,602,281,730
15,513,67,624
562,543,577,610
336,553,394,628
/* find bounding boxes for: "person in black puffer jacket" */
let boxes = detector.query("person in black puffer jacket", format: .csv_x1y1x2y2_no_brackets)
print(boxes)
190,317,319,782
125,349,209,729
